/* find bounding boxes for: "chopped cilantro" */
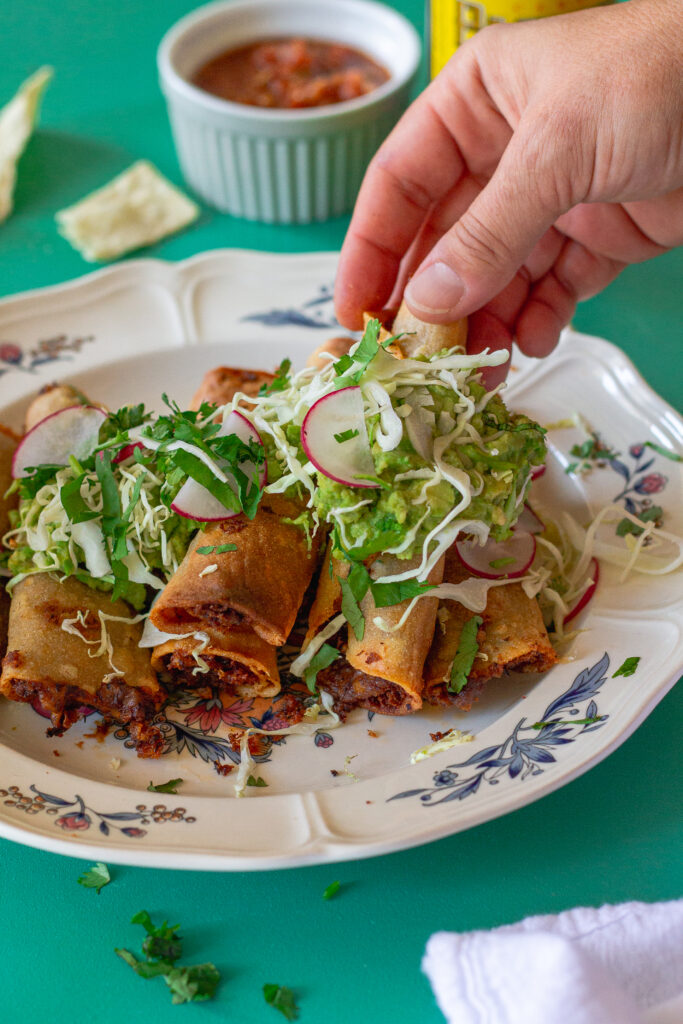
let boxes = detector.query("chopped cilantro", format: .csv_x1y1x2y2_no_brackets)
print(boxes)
247,775,268,788
332,318,400,389
77,862,111,895
132,910,183,963
612,656,640,678
333,428,360,444
370,578,435,608
448,616,483,693
532,716,603,729
489,556,516,569
616,506,662,537
323,880,341,900
565,433,620,474
259,358,292,396
99,403,150,444
263,983,299,1021
148,778,183,794
338,562,371,641
163,964,221,1005
197,542,237,556
60,473,98,524
353,473,391,490
643,441,682,462
303,642,340,693
116,910,219,1005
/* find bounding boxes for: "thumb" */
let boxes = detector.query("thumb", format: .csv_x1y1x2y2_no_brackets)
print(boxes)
404,129,568,322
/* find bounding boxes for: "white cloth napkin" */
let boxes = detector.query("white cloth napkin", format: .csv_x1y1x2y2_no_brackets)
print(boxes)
423,900,683,1024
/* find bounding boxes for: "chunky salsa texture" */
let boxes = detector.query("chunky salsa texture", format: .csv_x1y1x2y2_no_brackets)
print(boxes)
192,37,389,109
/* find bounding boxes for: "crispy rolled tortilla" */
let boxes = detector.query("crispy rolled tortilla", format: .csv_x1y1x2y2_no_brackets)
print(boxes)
424,550,557,709
391,299,467,358
151,494,321,647
314,554,444,717
190,366,275,411
24,383,91,432
0,425,18,660
152,624,279,699
305,541,344,643
306,336,353,371
362,303,467,359
0,574,164,756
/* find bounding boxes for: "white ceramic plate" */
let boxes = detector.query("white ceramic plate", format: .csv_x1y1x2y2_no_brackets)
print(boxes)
0,250,680,870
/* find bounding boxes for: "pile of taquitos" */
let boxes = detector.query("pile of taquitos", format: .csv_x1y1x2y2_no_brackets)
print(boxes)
0,311,564,758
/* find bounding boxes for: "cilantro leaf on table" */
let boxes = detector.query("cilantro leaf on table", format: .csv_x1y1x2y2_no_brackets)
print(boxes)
448,615,483,694
303,643,340,694
116,910,220,1005
164,964,221,1005
247,775,268,788
77,861,111,895
323,880,341,900
148,778,183,794
612,656,640,678
263,983,299,1021
131,910,183,963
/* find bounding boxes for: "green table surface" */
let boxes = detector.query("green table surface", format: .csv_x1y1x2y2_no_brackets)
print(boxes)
0,2,681,1022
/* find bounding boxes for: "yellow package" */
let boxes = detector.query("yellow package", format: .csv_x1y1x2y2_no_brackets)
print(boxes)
430,0,614,78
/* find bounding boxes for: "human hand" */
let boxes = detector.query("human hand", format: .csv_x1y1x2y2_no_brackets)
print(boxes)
334,0,683,380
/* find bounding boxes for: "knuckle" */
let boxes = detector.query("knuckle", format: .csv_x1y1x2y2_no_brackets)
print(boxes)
449,209,515,270
371,153,435,215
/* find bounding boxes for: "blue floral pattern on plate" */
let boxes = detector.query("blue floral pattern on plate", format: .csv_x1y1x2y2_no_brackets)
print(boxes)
389,653,611,806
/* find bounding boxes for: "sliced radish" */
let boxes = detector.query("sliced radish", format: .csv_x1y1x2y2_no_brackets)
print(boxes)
516,503,545,535
300,387,377,488
530,464,546,481
12,405,107,478
113,441,145,464
170,410,266,522
456,529,536,580
564,557,599,625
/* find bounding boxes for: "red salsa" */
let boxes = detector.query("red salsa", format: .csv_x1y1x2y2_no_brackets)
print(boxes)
192,37,390,109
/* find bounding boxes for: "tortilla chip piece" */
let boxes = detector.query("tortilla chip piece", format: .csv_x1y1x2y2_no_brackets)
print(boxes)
0,67,52,223
56,160,199,262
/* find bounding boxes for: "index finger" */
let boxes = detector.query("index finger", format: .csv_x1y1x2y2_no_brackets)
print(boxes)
334,89,464,329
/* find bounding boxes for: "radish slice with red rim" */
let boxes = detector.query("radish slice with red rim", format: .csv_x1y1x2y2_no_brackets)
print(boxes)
530,464,546,480
301,386,377,488
456,529,536,580
170,410,265,522
12,405,107,478
564,557,599,624
113,441,145,464
516,503,545,535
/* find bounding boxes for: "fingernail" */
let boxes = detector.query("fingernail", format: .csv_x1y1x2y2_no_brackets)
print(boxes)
405,261,464,315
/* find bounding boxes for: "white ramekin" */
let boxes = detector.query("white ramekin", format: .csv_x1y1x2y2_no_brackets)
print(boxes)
158,0,421,224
